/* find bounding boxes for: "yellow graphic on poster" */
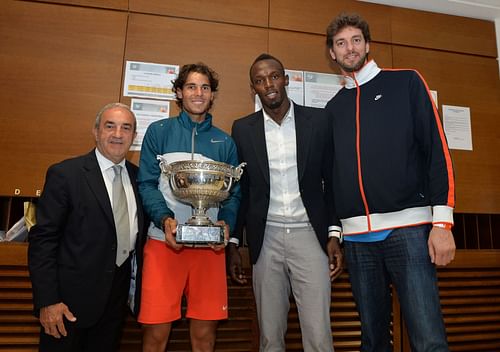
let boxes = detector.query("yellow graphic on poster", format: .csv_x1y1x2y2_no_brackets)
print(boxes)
124,61,179,100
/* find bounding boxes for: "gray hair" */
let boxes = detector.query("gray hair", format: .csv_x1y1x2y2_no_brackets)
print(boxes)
94,102,137,132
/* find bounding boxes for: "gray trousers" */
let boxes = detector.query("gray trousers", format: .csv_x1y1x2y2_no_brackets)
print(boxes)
253,224,334,352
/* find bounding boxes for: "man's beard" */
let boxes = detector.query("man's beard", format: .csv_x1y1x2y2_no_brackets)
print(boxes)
338,52,368,73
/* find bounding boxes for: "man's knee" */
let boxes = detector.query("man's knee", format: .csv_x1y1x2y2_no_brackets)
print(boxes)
190,320,217,352
142,323,171,351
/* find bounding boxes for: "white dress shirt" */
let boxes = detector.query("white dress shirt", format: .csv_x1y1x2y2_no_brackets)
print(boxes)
95,149,138,251
263,101,309,226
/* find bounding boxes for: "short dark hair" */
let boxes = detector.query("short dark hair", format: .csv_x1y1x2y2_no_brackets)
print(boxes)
249,53,285,81
172,63,219,109
326,13,371,48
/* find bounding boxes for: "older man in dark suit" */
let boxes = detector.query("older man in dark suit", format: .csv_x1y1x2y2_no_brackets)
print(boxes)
228,54,343,351
28,102,146,352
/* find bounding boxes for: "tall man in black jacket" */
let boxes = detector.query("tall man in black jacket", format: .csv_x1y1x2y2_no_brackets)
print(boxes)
325,13,455,351
28,103,146,352
228,54,343,351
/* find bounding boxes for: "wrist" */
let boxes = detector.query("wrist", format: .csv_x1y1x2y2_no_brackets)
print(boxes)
161,215,172,231
433,222,453,230
228,237,240,247
328,230,343,244
227,242,239,254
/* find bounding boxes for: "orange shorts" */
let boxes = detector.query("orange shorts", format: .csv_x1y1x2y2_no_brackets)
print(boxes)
138,238,228,324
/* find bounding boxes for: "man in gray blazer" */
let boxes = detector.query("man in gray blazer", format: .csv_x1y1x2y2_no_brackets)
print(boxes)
228,54,343,351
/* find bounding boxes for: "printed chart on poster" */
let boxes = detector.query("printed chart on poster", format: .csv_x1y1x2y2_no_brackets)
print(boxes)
124,61,179,100
130,98,170,151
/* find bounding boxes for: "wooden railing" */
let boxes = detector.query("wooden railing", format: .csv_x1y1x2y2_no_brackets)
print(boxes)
0,243,499,351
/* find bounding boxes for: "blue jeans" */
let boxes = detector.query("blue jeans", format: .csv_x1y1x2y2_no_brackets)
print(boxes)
344,225,449,352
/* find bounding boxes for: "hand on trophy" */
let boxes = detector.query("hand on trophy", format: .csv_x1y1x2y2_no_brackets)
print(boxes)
208,221,229,251
163,217,183,250
157,158,246,246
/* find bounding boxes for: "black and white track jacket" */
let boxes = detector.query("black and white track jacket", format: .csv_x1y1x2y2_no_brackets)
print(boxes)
325,60,455,237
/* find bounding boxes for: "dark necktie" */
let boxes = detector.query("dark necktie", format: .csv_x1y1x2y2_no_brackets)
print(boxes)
112,165,130,266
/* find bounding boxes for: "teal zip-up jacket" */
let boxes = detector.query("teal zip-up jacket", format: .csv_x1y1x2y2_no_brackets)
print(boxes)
138,111,241,241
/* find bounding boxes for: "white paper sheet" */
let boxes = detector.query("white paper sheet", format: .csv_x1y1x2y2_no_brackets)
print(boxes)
443,105,473,151
304,71,344,108
124,61,179,100
130,98,170,151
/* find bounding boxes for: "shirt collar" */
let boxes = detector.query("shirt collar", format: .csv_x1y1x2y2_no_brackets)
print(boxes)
343,59,381,89
94,148,126,172
262,99,294,125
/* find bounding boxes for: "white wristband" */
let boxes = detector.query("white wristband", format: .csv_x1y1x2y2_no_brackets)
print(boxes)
328,230,343,244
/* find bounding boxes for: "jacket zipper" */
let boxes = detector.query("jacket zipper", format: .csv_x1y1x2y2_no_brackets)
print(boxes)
354,76,372,231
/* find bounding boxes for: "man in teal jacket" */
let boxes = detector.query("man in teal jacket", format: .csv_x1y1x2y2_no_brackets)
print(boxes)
137,63,240,352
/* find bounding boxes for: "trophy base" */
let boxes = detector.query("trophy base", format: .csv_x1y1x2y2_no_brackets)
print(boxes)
176,224,225,245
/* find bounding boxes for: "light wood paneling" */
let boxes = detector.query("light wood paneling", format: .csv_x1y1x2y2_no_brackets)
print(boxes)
0,243,37,352
269,29,393,75
0,1,499,351
123,13,268,155
438,250,500,351
269,0,392,43
268,30,335,74
27,0,127,10
0,0,499,215
393,46,500,214
3,243,498,351
391,8,497,57
129,0,269,27
0,1,127,196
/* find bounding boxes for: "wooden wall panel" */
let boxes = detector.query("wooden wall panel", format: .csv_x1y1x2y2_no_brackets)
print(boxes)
268,30,334,74
365,43,394,70
0,243,37,352
27,0,127,10
0,1,498,350
391,8,497,57
122,13,268,164
437,250,500,351
393,46,500,214
129,0,269,27
3,243,498,352
0,242,259,352
0,1,128,196
269,29,393,75
269,0,392,43
0,0,499,214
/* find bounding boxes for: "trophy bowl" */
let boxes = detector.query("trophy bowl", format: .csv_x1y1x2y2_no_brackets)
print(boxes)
158,157,245,244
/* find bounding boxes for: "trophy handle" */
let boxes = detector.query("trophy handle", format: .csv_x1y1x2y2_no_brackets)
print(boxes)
157,155,173,175
231,162,247,181
225,162,246,190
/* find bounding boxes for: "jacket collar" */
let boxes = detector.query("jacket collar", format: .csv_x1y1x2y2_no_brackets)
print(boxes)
178,110,213,132
343,60,381,89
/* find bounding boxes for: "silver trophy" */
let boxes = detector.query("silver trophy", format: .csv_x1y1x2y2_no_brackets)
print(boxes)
158,156,245,245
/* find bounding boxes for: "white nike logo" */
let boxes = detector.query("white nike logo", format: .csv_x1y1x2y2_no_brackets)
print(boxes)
222,305,228,311
374,94,382,101
211,138,224,143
